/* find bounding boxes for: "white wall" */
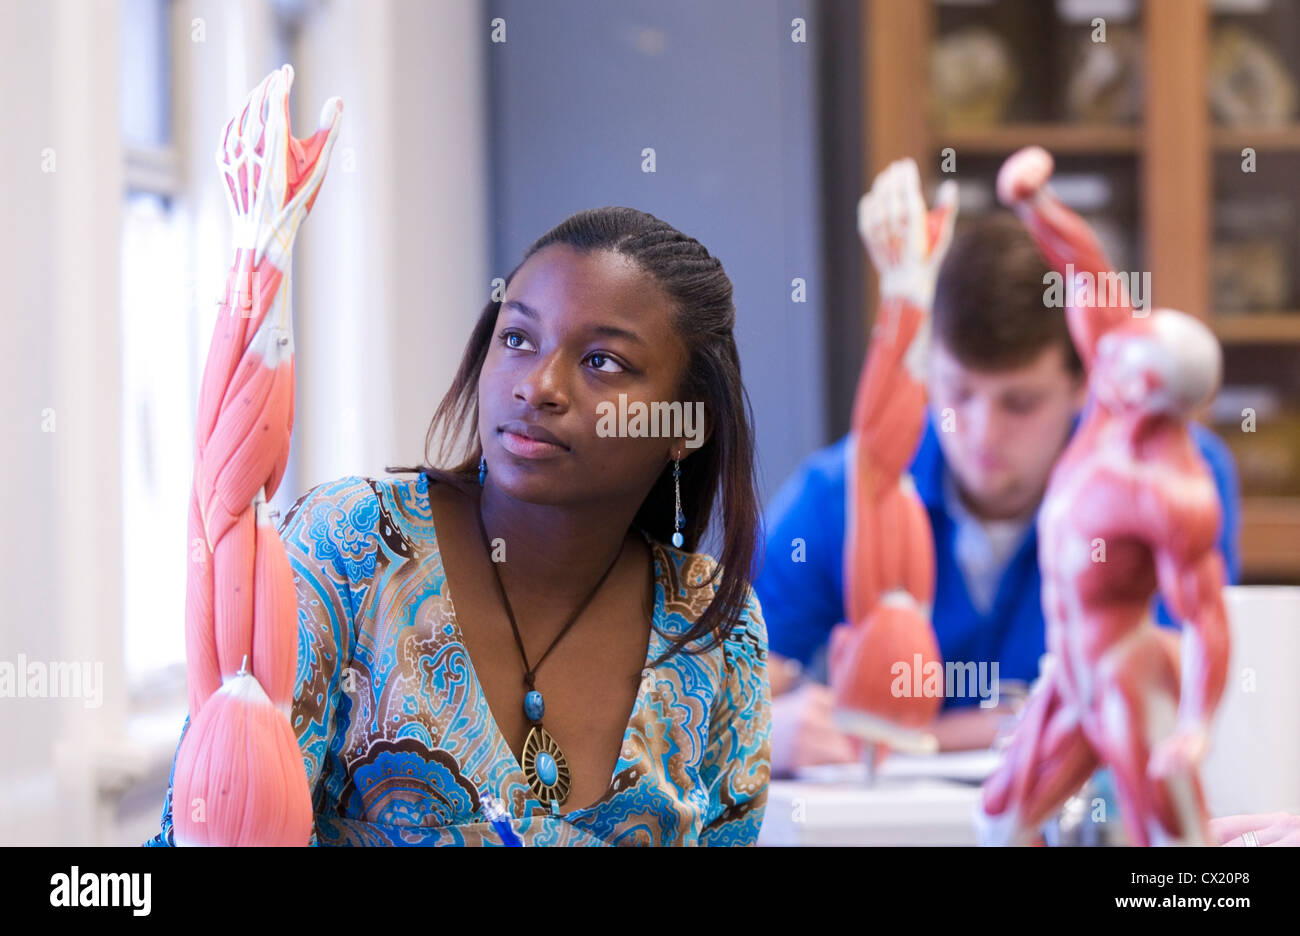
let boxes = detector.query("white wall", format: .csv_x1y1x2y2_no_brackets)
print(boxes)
0,0,62,845
485,0,827,523
291,0,489,491
0,0,126,847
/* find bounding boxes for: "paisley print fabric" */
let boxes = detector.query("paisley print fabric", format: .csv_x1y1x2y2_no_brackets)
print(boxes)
143,472,771,846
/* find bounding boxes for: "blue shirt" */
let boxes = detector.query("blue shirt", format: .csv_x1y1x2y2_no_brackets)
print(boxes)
752,409,1242,709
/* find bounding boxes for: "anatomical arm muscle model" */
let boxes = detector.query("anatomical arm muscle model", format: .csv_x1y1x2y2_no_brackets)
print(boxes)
172,65,342,845
827,159,956,756
1147,488,1231,779
976,146,1230,847
995,145,1132,371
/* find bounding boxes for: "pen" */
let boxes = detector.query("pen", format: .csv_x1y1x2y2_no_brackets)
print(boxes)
481,791,524,846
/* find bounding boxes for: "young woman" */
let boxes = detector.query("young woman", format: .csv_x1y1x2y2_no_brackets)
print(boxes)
145,206,771,846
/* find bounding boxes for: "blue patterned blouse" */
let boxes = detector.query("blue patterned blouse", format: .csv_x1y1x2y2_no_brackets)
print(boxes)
143,472,771,846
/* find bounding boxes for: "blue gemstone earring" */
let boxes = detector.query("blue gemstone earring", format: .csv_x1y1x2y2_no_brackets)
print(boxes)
478,454,487,486
672,457,685,548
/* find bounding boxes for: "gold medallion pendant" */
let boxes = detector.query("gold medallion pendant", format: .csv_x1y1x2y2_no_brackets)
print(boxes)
521,724,571,807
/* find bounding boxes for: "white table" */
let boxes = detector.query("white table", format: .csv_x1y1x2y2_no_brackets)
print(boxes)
758,755,992,846
759,587,1300,845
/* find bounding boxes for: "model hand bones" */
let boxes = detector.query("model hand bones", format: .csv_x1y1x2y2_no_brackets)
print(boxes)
975,146,1230,847
859,160,958,320
219,64,343,271
827,160,956,756
173,65,342,846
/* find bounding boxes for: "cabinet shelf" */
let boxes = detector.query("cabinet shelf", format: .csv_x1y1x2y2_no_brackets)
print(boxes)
1212,126,1300,151
1214,314,1300,344
934,123,1142,154
1240,497,1300,580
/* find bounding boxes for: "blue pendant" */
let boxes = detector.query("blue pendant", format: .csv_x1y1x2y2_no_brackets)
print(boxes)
672,531,684,548
524,690,545,722
521,725,571,806
535,751,558,786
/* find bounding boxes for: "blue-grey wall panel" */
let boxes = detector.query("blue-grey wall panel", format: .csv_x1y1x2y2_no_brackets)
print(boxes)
487,0,827,554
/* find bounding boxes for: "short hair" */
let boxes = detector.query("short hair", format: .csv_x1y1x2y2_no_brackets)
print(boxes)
931,212,1084,378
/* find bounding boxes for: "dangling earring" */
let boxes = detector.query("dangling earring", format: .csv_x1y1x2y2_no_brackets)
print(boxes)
671,456,685,548
478,454,487,487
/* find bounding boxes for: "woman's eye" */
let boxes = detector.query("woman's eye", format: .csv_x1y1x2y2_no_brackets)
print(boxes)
500,330,533,351
585,351,625,373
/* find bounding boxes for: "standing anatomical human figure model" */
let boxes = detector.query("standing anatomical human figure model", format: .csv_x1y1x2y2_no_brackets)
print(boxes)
827,159,956,759
171,65,342,845
976,146,1230,847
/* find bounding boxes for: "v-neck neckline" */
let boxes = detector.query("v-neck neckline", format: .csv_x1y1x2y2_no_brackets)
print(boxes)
418,473,668,820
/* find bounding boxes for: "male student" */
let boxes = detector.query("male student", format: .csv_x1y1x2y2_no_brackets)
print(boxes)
757,211,1241,777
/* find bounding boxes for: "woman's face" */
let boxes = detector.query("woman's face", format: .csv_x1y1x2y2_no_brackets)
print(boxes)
477,243,693,509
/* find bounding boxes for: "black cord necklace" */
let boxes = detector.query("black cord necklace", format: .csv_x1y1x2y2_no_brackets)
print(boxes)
475,504,625,809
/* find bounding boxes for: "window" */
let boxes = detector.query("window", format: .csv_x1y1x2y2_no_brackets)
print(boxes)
119,0,312,691
120,0,191,686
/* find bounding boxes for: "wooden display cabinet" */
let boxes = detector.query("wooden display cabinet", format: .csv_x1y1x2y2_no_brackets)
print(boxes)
862,0,1300,582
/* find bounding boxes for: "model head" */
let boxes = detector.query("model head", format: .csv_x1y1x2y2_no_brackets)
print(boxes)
1093,310,1223,419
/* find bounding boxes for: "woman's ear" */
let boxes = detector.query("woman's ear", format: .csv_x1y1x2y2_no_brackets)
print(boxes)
670,431,709,463
666,400,710,462
683,404,710,455
1071,372,1090,412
